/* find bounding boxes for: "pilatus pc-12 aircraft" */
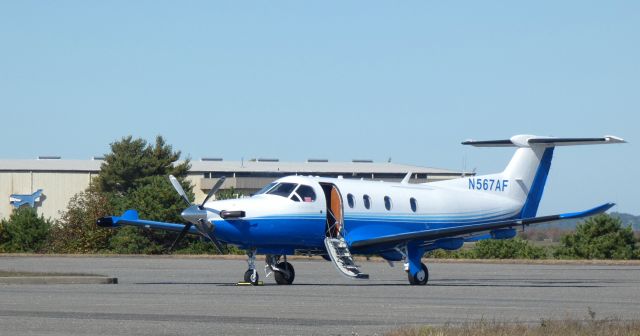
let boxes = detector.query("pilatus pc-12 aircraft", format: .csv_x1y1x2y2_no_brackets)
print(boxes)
98,135,625,285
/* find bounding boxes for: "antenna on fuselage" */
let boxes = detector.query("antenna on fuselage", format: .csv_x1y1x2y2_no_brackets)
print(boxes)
401,172,412,184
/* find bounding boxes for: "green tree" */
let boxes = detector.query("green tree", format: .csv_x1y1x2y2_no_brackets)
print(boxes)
554,214,638,259
47,135,195,254
0,207,52,253
111,175,193,252
96,135,191,194
48,187,116,253
96,135,194,253
114,175,189,224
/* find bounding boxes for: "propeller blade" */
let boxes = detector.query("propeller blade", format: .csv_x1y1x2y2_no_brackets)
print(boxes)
169,175,191,206
201,176,226,208
168,223,192,252
208,234,227,254
197,219,226,254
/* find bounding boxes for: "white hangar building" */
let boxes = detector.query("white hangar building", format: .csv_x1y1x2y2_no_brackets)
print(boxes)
0,157,469,220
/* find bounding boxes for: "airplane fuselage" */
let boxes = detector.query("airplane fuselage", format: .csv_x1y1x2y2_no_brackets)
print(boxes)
207,175,522,255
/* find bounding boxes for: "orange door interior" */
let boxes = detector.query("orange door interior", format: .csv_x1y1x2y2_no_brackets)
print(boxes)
330,186,343,236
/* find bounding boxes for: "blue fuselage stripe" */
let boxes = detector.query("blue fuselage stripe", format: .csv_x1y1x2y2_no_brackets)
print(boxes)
212,210,517,249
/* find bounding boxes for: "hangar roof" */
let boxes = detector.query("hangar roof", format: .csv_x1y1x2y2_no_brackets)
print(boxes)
0,159,103,172
0,159,464,175
190,161,460,175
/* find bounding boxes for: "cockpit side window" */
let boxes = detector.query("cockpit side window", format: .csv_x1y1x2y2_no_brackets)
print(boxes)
294,185,317,202
267,183,298,198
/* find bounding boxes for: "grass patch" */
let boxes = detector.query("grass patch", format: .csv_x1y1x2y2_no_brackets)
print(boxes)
387,315,640,336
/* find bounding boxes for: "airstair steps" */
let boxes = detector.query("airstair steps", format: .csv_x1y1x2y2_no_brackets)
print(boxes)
324,237,369,279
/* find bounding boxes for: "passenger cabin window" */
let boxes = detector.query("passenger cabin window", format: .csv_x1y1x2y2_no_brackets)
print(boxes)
410,197,418,212
384,196,392,211
347,193,355,208
363,195,371,209
294,185,317,202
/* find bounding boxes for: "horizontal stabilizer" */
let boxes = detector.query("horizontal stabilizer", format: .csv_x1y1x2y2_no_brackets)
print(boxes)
462,135,625,148
350,203,615,249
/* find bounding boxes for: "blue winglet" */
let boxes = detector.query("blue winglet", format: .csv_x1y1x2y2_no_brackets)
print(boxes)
122,209,139,220
558,202,615,219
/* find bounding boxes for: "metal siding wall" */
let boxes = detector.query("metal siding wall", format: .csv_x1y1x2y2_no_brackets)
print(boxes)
31,172,92,220
0,171,92,220
186,174,206,204
0,172,32,219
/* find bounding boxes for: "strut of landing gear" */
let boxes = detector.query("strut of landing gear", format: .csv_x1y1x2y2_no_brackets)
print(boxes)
396,244,429,286
242,249,260,285
265,255,295,285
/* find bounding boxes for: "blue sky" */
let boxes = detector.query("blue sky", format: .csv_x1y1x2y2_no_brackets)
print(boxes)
1,1,637,215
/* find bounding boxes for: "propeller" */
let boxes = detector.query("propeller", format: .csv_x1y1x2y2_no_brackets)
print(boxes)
169,175,191,207
200,177,226,208
167,175,227,253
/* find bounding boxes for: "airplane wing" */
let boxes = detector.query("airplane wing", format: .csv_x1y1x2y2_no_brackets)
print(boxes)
349,203,614,249
97,209,195,234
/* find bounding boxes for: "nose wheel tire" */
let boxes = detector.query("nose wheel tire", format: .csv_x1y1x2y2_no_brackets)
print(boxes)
408,263,429,286
244,269,259,285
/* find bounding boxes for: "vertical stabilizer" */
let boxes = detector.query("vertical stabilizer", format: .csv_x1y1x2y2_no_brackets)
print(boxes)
501,146,554,218
461,134,625,219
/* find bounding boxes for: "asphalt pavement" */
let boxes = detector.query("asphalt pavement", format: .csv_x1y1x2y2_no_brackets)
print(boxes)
1,256,639,335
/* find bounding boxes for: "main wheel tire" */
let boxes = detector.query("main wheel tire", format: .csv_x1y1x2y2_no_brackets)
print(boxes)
244,269,259,285
407,262,429,286
274,261,295,285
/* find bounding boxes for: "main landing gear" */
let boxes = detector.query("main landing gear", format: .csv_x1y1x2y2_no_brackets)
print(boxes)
266,254,295,285
396,244,430,286
242,250,296,285
407,262,429,286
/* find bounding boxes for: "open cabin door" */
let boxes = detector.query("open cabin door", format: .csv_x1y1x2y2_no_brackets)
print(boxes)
320,183,343,238
320,182,369,279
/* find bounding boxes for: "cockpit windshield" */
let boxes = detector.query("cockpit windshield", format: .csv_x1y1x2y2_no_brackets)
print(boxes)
261,182,317,202
255,182,277,195
267,183,297,197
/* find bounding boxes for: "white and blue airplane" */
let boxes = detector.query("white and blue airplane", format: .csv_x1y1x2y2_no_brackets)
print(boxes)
98,135,625,285
10,189,44,208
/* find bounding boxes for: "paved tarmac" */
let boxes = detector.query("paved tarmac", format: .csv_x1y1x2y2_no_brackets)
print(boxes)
1,256,639,335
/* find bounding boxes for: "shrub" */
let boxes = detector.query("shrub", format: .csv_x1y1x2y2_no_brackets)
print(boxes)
0,207,52,253
554,214,638,259
48,188,115,253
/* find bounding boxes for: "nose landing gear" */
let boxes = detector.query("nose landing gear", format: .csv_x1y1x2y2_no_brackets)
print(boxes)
242,249,261,285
